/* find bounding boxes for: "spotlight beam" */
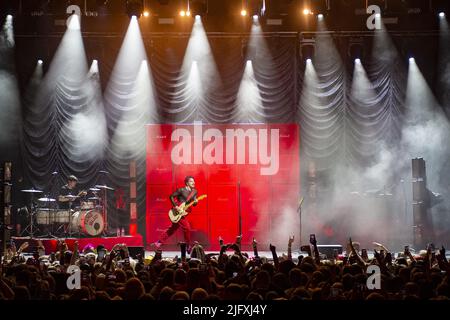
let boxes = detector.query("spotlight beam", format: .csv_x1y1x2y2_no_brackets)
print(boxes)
177,15,220,122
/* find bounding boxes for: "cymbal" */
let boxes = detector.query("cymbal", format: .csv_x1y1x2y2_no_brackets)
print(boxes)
38,197,56,202
95,185,115,191
21,189,43,193
90,187,101,192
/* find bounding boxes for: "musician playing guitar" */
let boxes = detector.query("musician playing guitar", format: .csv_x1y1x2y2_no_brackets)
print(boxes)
153,176,199,253
57,175,87,210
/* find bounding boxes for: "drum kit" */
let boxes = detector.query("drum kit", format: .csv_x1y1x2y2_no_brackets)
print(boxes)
20,184,114,238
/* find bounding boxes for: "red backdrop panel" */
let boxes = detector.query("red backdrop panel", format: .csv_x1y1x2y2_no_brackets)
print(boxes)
242,213,270,245
240,186,270,216
146,184,173,212
207,185,237,214
146,124,300,249
209,214,239,251
146,154,173,184
208,164,238,185
147,124,175,153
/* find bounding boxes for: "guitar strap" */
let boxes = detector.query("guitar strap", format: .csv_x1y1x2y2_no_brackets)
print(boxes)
185,189,196,203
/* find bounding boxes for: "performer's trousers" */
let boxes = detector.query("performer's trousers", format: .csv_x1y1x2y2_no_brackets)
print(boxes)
160,217,191,245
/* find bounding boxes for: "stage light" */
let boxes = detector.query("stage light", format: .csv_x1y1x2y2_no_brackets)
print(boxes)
306,58,312,63
241,9,248,17
303,8,312,15
318,14,324,19
355,58,361,64
349,40,364,62
179,10,186,16
143,11,150,17
375,13,381,18
195,14,201,20
301,41,315,62
253,14,259,21
186,10,191,16
189,0,208,17
409,57,415,63
126,0,144,19
37,59,43,65
439,12,445,18
7,14,13,20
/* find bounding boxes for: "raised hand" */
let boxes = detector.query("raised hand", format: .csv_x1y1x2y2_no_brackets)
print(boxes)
385,252,393,265
270,243,276,252
230,243,240,252
349,237,357,254
373,242,389,253
18,242,29,254
109,249,117,260
309,234,317,245
288,236,295,246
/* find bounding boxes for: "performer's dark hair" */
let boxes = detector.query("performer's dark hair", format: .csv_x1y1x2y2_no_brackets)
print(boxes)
184,176,194,185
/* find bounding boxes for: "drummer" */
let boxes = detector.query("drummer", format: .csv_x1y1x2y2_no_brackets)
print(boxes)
57,175,86,210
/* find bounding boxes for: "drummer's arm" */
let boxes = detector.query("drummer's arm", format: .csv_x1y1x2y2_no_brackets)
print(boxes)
58,195,69,202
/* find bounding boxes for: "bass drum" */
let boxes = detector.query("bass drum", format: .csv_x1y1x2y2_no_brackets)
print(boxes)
71,210,104,236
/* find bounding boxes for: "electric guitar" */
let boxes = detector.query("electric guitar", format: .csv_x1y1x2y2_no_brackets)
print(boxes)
168,195,207,223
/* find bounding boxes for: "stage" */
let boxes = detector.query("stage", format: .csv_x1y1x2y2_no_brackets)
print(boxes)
11,234,144,254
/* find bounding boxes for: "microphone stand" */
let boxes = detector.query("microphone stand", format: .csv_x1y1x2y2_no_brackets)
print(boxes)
298,197,304,248
400,179,408,225
237,181,242,240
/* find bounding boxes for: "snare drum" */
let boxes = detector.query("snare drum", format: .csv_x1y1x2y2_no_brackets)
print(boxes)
54,210,71,223
36,209,55,225
71,210,104,236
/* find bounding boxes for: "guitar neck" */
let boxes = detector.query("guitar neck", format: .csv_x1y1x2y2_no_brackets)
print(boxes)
182,195,205,210
184,201,195,210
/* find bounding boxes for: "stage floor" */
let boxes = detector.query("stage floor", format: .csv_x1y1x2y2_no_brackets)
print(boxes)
12,235,144,253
